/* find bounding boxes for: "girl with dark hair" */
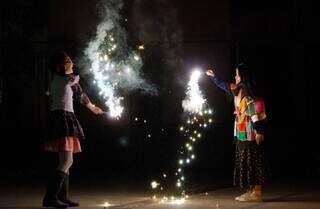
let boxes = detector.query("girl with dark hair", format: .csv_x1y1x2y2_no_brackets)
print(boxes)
206,64,268,202
43,51,103,208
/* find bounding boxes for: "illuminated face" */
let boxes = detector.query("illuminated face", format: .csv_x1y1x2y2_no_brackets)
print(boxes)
64,56,73,74
235,68,241,84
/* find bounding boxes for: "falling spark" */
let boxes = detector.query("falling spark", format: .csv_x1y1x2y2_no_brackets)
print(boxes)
151,181,160,189
177,182,182,187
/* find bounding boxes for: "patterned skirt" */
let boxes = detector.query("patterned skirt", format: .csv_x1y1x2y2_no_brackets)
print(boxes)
233,142,268,188
44,110,84,153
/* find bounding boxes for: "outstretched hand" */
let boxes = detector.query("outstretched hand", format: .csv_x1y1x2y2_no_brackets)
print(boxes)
206,69,215,77
91,106,104,115
87,103,104,115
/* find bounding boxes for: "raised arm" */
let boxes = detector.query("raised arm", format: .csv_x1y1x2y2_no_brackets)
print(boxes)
206,69,233,97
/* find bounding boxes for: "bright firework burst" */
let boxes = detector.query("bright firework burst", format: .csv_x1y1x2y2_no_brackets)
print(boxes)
85,0,157,118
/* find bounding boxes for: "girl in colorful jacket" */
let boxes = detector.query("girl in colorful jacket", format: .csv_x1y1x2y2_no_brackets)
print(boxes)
206,63,268,202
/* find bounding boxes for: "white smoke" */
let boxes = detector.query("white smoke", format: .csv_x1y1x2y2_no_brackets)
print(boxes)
85,0,157,118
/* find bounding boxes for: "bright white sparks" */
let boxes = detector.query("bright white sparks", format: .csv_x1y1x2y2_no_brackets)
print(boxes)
85,1,157,118
150,68,213,202
182,69,206,113
151,181,160,189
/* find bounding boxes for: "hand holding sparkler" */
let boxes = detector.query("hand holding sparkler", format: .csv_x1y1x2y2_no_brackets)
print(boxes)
206,69,215,77
87,103,104,115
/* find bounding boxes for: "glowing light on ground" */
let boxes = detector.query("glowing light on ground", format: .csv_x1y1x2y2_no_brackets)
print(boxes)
101,201,113,208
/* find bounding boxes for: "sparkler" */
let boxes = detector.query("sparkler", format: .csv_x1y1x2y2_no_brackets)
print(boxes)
150,69,213,204
173,69,213,200
85,0,156,118
86,34,142,118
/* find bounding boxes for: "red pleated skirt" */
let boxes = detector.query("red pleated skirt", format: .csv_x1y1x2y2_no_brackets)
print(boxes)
44,137,82,153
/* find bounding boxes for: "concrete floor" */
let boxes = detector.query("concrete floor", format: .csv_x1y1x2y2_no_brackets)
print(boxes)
0,182,320,209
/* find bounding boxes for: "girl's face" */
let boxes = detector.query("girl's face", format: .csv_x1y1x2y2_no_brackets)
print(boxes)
235,68,241,84
64,56,73,74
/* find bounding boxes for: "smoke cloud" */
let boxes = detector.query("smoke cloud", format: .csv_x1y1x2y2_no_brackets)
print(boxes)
84,0,158,117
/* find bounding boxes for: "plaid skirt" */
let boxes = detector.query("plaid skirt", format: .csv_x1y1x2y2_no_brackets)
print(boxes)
44,110,84,153
233,142,268,188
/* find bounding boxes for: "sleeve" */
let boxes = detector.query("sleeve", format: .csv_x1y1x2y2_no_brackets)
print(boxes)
72,83,91,106
68,75,80,86
246,97,267,134
210,76,233,97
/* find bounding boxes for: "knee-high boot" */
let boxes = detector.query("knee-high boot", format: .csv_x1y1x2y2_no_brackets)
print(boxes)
58,174,79,207
42,171,68,208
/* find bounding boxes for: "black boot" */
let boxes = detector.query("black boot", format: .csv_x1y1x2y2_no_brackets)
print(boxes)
58,174,80,207
42,171,69,208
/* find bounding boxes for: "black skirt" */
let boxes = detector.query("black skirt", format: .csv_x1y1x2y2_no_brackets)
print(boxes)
233,141,268,188
47,110,85,141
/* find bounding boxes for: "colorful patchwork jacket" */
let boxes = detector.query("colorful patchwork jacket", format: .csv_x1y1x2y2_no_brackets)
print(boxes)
210,76,267,142
234,96,266,141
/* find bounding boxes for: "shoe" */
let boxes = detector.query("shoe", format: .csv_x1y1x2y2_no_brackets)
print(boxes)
58,174,79,207
235,191,251,201
42,199,69,208
238,191,262,202
42,171,69,208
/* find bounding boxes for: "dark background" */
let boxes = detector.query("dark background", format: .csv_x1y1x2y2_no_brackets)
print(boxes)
0,0,318,191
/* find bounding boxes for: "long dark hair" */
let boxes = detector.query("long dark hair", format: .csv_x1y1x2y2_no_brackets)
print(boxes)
233,63,255,97
49,51,68,75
